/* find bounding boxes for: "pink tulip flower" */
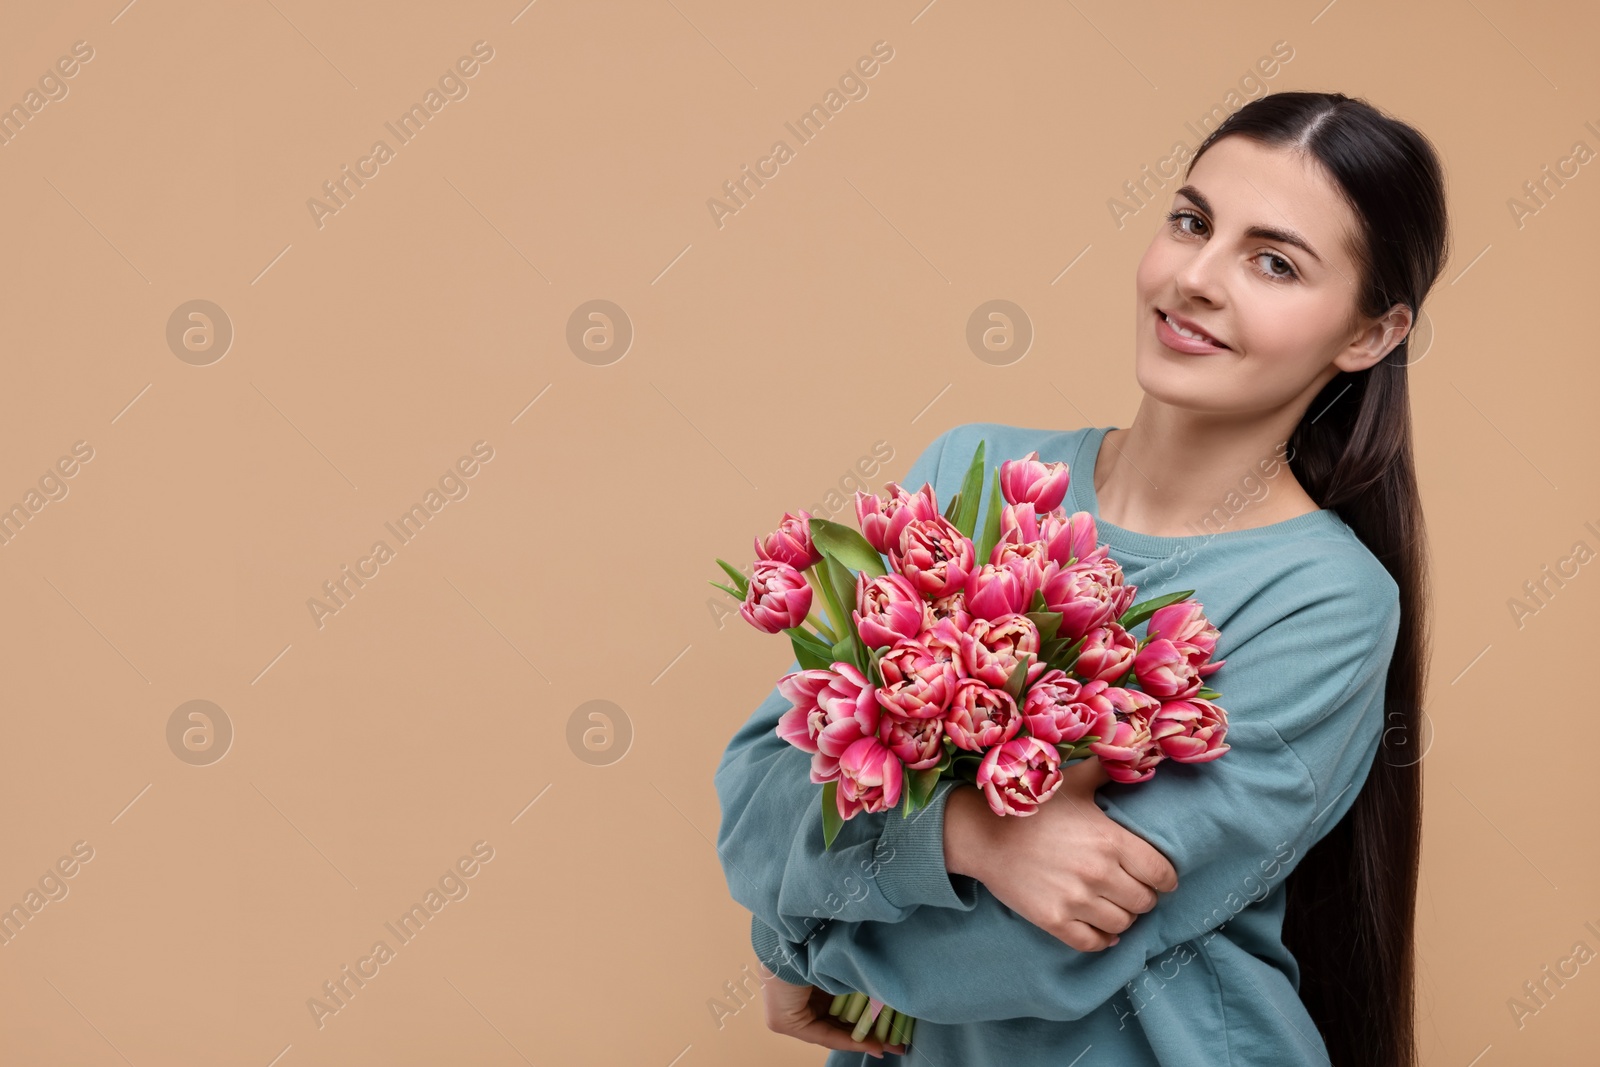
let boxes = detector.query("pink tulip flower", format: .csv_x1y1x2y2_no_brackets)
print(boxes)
875,639,960,719
774,669,837,753
919,615,969,678
1039,559,1128,642
959,614,1044,690
999,451,1071,512
775,662,882,783
879,712,945,770
854,481,940,555
964,557,1044,621
1086,721,1159,785
976,735,1063,816
1146,600,1219,656
739,560,813,634
1147,600,1226,677
943,678,1023,752
1073,623,1137,683
927,590,973,629
836,736,903,818
1023,672,1117,746
890,516,976,599
1133,637,1203,699
1150,698,1231,763
754,510,822,571
1041,510,1106,569
854,572,934,649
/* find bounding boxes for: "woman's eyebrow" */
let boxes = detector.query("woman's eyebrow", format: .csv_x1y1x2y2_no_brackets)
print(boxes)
1174,184,1324,265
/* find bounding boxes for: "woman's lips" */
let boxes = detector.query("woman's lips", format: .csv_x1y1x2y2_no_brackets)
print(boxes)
1154,309,1230,354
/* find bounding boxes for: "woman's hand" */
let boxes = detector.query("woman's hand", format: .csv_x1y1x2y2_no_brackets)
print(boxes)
759,973,906,1059
942,758,1179,952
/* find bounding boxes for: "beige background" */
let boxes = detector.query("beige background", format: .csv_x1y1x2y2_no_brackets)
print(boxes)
0,0,1595,1063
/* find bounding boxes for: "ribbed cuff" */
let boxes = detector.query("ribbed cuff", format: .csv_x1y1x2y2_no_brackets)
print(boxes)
750,914,810,985
876,778,981,912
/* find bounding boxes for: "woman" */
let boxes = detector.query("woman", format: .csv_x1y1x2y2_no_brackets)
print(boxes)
713,91,1444,1066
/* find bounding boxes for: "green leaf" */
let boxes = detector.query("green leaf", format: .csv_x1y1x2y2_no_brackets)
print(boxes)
907,766,941,810
819,555,874,675
952,440,987,538
974,467,1005,566
811,555,850,642
708,580,742,599
1117,589,1196,632
1196,687,1222,700
942,490,962,522
786,627,835,671
823,555,860,636
867,645,889,688
1002,653,1032,700
950,752,983,785
1025,610,1063,642
809,518,888,578
715,558,750,597
821,782,842,850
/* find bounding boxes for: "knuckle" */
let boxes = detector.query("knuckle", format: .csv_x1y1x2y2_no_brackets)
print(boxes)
1059,921,1092,952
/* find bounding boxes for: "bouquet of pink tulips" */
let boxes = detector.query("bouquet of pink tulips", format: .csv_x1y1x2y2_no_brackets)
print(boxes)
715,440,1233,838
714,441,1233,1048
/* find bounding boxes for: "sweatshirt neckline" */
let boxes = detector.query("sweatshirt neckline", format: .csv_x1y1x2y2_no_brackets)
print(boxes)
1064,425,1346,558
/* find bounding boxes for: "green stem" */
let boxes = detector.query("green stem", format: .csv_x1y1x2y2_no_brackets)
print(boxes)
850,998,880,1041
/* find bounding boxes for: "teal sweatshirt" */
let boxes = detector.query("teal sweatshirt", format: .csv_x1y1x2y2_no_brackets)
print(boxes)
714,422,1403,1066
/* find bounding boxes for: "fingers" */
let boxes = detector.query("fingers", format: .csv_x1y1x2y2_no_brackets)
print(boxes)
1114,828,1179,893
788,1016,901,1058
762,985,905,1059
1101,864,1162,916
1071,894,1138,940
1051,917,1120,952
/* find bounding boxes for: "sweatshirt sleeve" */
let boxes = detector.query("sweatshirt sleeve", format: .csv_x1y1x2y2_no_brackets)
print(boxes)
714,427,990,967
787,561,1403,1023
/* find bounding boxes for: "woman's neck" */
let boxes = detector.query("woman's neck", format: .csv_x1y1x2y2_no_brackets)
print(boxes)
1092,406,1323,537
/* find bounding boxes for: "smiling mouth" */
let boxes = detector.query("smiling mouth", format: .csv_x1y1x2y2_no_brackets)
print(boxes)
1155,309,1230,350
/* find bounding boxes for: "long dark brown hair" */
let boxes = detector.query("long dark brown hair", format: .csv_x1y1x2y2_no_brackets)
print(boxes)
1184,93,1447,1067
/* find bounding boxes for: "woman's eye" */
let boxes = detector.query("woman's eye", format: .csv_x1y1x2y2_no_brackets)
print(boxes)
1165,209,1205,236
1255,252,1298,280
1166,208,1298,281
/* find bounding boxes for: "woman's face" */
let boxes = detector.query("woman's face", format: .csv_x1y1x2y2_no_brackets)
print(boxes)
1133,135,1403,418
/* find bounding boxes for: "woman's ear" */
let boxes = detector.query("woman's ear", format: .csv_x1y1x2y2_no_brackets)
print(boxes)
1334,302,1414,373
